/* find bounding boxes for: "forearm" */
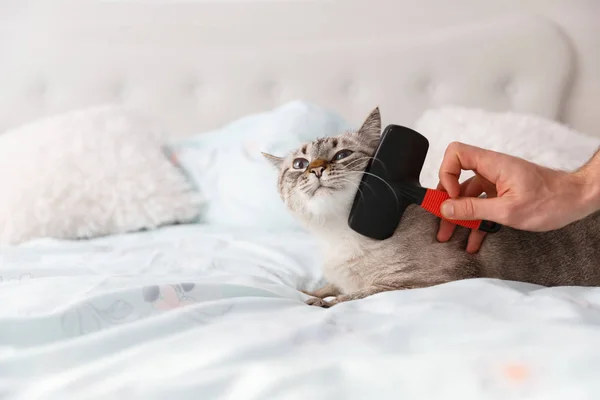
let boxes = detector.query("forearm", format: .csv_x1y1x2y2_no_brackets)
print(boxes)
576,147,600,214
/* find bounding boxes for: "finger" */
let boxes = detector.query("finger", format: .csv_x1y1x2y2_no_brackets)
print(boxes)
438,142,485,197
438,142,503,198
460,175,499,202
438,177,486,244
437,218,457,242
462,176,490,252
466,230,487,254
439,176,483,196
459,176,485,198
437,177,480,241
436,181,456,242
441,196,508,222
473,173,498,198
437,176,498,243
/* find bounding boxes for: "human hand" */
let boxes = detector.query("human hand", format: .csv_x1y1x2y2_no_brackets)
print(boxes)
436,142,595,253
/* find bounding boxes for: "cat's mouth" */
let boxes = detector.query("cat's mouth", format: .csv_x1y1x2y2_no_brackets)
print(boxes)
308,182,339,197
313,186,331,195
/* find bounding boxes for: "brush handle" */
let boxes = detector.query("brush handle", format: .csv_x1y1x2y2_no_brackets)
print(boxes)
421,189,501,233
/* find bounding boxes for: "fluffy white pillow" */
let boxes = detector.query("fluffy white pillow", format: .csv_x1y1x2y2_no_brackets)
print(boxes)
166,101,351,229
415,106,600,188
0,106,202,246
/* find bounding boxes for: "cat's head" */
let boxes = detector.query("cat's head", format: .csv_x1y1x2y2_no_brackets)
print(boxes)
262,107,381,227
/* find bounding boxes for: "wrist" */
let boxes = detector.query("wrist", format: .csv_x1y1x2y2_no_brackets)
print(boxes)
573,167,600,216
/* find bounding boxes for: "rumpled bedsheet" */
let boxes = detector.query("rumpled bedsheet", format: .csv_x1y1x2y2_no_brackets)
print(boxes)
1,225,600,399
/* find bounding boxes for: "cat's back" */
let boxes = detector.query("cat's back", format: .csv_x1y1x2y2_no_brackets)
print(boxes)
389,206,600,287
477,211,600,286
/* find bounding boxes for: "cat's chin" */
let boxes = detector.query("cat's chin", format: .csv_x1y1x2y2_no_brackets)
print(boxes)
300,187,355,224
308,185,333,197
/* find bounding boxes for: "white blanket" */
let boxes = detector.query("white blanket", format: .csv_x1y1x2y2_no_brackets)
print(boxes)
2,225,600,399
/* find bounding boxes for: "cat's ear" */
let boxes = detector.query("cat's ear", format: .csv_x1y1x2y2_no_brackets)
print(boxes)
261,152,284,169
356,107,381,146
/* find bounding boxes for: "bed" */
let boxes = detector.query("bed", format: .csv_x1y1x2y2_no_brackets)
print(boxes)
1,1,600,399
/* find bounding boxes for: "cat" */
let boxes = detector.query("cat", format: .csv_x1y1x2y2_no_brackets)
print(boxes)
262,107,600,308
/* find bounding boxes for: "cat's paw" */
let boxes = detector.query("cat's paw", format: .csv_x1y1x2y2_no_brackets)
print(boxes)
301,290,321,298
305,297,338,308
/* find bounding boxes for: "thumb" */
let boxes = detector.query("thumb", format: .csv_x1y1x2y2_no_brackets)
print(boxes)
440,196,506,222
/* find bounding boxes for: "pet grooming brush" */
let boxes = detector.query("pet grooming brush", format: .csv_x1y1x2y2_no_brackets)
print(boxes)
348,124,501,240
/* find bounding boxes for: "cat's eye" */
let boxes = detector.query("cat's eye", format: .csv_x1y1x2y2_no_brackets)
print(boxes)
292,158,309,170
332,149,353,161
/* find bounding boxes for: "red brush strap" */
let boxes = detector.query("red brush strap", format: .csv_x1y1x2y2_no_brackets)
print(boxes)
422,189,481,230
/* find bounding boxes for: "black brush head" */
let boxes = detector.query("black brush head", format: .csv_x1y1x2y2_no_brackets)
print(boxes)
348,125,430,240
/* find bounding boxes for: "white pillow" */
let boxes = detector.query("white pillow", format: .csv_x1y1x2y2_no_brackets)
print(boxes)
415,106,600,188
166,101,351,229
0,106,202,247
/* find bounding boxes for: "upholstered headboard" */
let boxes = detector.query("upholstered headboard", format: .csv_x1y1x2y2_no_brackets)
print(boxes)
1,0,598,138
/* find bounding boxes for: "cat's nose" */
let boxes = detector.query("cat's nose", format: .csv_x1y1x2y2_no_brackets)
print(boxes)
308,159,328,178
310,166,325,178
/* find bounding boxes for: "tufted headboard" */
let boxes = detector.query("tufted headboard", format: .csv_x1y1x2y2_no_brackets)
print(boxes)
1,0,598,138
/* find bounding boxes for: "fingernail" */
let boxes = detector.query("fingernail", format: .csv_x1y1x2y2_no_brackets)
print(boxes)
441,202,454,218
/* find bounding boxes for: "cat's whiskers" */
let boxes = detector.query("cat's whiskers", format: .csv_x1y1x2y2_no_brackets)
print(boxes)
343,170,400,211
346,156,394,179
328,172,377,201
328,176,366,199
343,156,373,170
